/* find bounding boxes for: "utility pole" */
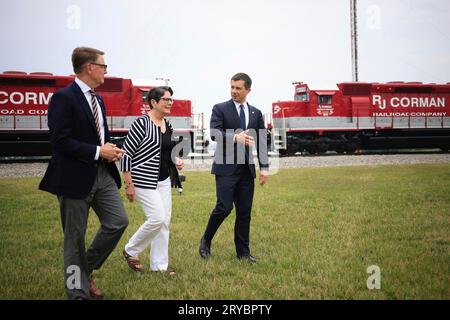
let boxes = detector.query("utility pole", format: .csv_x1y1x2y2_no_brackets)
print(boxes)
156,77,171,86
350,0,359,82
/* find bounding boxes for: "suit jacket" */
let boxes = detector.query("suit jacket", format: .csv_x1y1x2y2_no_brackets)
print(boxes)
39,81,121,199
210,99,268,178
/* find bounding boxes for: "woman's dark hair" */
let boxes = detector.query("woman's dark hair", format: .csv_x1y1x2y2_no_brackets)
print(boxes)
147,86,173,109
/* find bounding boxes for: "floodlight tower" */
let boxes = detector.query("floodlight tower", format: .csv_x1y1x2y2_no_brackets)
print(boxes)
350,0,359,82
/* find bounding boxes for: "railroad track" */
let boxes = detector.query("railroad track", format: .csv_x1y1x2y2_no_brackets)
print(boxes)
0,149,446,164
274,148,446,158
0,156,52,163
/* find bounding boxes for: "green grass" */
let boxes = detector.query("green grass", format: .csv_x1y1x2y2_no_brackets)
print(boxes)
0,164,449,299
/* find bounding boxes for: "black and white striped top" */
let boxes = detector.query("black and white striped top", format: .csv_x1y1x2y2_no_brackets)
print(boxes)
120,115,174,189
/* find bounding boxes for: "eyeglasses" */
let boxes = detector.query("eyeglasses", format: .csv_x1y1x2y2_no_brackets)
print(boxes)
159,97,174,103
90,62,108,70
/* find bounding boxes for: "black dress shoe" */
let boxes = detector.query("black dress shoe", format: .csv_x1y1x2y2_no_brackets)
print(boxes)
237,254,257,264
199,236,211,259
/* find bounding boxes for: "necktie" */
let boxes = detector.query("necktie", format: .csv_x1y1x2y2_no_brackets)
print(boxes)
89,90,103,145
239,104,246,130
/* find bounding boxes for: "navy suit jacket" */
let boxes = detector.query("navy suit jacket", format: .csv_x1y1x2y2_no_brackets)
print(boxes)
210,99,268,178
39,81,121,199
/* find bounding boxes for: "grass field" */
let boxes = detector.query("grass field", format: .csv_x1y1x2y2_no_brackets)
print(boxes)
0,164,449,300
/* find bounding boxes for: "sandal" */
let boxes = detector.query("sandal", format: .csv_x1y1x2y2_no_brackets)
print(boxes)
123,249,144,272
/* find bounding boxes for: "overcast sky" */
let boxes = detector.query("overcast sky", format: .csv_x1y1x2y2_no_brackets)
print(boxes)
1,0,449,118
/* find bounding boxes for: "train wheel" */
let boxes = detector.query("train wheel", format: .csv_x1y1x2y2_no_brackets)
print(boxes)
334,144,346,154
305,146,318,155
316,143,329,154
345,143,357,154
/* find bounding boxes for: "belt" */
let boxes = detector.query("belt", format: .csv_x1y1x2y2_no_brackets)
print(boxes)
95,159,108,168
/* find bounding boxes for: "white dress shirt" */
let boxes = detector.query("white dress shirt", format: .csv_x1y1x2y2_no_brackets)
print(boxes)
233,100,249,129
74,77,104,160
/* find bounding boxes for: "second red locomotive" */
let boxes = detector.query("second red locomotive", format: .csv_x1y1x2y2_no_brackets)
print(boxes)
271,81,450,155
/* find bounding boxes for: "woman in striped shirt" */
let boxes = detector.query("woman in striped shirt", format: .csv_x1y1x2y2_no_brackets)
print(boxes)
120,86,183,274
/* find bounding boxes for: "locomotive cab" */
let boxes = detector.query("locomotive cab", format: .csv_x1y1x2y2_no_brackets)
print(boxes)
294,83,310,102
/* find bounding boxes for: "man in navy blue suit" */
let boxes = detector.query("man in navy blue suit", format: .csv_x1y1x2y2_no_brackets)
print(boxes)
199,73,269,263
39,47,128,299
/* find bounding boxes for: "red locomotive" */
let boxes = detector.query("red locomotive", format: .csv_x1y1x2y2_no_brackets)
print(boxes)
271,81,450,155
0,71,207,156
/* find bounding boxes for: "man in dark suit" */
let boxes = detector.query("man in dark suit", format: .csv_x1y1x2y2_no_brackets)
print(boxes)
39,47,128,299
199,73,269,263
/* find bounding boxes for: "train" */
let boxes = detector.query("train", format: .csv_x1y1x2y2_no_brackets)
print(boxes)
0,71,207,156
270,81,450,155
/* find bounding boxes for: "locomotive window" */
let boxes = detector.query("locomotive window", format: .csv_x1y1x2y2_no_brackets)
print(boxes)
141,91,149,102
0,78,56,86
96,78,123,92
295,93,309,102
318,95,333,104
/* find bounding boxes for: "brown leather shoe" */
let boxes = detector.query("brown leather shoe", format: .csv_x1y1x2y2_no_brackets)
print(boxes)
89,273,104,300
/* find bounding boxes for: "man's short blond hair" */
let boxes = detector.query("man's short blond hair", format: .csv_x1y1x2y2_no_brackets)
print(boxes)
72,47,104,74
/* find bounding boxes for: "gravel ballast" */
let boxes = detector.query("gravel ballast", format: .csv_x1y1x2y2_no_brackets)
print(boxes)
1,153,450,178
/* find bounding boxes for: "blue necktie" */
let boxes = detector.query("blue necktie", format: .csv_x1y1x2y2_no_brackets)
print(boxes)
239,104,246,130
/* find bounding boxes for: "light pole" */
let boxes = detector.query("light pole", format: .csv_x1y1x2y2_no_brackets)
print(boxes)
156,77,171,86
350,0,359,82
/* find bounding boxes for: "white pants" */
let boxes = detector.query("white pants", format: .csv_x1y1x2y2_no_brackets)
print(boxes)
125,177,172,271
